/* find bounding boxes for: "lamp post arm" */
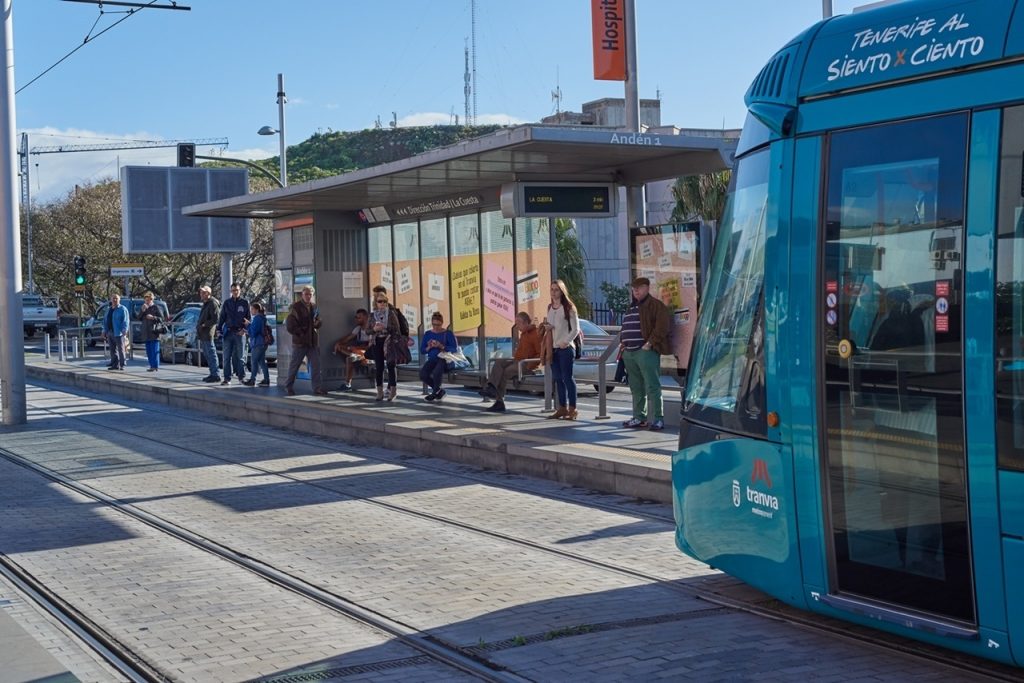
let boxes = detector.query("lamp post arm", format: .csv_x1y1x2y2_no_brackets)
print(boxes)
195,154,284,188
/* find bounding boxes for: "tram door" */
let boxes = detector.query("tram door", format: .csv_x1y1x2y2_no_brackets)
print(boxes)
820,113,975,624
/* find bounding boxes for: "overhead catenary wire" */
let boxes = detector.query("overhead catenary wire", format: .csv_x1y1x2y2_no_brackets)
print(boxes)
16,0,164,95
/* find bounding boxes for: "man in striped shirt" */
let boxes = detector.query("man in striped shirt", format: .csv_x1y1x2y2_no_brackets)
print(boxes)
620,277,671,431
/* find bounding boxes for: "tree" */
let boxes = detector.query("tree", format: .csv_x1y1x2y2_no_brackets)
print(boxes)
671,170,731,225
599,281,630,323
554,218,590,317
24,177,274,316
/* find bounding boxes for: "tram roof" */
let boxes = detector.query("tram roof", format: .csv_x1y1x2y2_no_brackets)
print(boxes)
183,125,736,219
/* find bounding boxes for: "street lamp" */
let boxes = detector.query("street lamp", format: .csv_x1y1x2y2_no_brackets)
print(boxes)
257,73,287,187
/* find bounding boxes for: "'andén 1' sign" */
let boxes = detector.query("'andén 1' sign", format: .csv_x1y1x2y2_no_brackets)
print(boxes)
591,0,625,81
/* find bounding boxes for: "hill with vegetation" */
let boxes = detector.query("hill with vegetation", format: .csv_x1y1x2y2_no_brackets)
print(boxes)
257,124,504,183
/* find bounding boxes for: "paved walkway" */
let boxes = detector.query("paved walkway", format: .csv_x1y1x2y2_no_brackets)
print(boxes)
0,380,1000,682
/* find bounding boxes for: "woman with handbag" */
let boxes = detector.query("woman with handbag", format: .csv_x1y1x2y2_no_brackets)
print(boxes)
139,292,163,372
370,293,401,401
542,279,580,420
419,312,457,402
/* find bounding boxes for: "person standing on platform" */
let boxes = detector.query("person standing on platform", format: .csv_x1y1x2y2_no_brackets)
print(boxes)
542,279,580,420
196,285,221,383
419,312,457,402
620,276,671,431
480,311,542,413
370,292,401,401
284,286,326,396
244,302,271,387
217,282,249,385
138,292,162,372
103,293,129,371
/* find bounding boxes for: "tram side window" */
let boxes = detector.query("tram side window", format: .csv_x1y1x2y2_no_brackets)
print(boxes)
683,148,769,436
996,105,1024,472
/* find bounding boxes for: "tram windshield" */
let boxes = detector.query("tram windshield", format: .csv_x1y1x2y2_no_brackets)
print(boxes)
683,148,769,436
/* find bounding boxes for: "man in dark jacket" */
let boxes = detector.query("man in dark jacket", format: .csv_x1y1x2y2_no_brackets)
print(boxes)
619,277,672,431
196,285,221,383
284,285,327,396
217,282,250,385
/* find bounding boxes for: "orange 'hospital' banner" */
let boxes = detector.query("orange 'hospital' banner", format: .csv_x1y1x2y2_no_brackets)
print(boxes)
591,0,626,81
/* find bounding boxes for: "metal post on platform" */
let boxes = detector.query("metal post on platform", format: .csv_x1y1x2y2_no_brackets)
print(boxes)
44,332,50,359
0,0,26,425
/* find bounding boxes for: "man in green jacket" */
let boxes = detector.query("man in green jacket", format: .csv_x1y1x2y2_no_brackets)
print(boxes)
619,276,672,431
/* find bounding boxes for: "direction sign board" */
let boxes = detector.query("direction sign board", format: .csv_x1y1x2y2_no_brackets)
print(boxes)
110,264,145,277
500,182,617,218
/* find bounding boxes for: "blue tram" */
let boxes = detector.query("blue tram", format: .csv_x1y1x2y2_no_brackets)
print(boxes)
674,0,1024,666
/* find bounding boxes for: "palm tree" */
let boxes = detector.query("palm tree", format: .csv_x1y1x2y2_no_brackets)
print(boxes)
671,171,731,226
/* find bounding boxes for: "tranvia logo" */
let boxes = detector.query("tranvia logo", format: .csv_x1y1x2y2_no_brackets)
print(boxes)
751,458,773,487
734,458,780,520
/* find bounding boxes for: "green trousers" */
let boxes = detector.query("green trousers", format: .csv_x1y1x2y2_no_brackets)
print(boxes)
622,348,663,421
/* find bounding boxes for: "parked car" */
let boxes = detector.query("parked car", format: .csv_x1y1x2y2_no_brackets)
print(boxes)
86,298,169,347
159,308,276,368
22,293,59,337
461,319,619,393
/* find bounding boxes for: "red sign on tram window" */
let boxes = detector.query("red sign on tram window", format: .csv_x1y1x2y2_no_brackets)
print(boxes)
936,315,949,332
936,281,951,297
826,280,838,293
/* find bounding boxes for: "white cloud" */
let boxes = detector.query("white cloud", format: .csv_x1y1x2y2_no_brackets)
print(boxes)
397,111,530,127
19,127,273,202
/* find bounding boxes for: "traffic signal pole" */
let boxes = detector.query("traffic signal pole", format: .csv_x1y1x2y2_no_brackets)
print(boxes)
0,0,27,425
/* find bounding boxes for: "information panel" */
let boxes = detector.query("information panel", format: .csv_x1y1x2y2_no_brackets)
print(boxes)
500,182,617,218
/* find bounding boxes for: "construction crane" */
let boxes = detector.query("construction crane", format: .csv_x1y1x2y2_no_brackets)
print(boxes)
17,134,228,293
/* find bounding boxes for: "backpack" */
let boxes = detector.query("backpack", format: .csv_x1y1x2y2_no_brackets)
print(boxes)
392,305,410,337
261,317,274,346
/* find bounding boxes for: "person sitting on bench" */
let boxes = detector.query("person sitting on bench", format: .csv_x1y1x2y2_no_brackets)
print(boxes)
480,312,542,413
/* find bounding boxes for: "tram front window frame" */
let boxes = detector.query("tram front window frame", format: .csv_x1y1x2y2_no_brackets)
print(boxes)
682,147,769,437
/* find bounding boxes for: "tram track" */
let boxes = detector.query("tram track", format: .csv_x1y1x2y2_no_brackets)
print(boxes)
0,552,160,682
7,386,1021,681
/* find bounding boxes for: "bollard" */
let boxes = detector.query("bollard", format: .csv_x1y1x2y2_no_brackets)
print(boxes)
44,332,51,359
58,332,66,362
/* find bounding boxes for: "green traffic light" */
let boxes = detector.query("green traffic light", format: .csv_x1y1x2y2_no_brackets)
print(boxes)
75,275,86,285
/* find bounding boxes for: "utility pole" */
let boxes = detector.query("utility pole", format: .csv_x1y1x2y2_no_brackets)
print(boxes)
623,0,646,228
0,0,27,425
823,1,833,18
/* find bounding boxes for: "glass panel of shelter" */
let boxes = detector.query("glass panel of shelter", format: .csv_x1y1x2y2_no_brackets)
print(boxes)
481,211,516,369
392,222,420,358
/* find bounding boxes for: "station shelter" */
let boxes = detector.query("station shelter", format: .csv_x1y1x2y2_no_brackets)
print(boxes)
185,125,735,389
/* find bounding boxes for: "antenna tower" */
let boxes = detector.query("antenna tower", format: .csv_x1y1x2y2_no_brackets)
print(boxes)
464,39,471,126
471,0,477,126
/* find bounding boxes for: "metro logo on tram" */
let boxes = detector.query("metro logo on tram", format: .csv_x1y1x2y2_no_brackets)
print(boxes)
751,458,772,488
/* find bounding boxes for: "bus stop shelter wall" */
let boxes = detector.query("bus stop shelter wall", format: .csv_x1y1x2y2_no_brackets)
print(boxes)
273,204,554,390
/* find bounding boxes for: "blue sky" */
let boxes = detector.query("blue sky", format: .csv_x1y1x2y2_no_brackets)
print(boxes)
14,0,866,200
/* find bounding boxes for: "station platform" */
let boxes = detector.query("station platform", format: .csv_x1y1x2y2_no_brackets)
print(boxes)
24,355,677,504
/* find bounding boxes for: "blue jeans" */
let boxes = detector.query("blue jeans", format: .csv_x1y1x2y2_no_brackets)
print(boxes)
145,340,160,369
200,339,219,377
419,356,445,393
551,347,577,408
222,333,245,380
248,344,269,383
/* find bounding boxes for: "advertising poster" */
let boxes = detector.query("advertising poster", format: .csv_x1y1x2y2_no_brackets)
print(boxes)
420,256,449,330
484,260,516,323
392,260,420,334
450,255,482,333
633,230,699,370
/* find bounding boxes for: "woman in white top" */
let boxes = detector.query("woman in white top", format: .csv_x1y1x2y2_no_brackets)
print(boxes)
543,279,580,420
